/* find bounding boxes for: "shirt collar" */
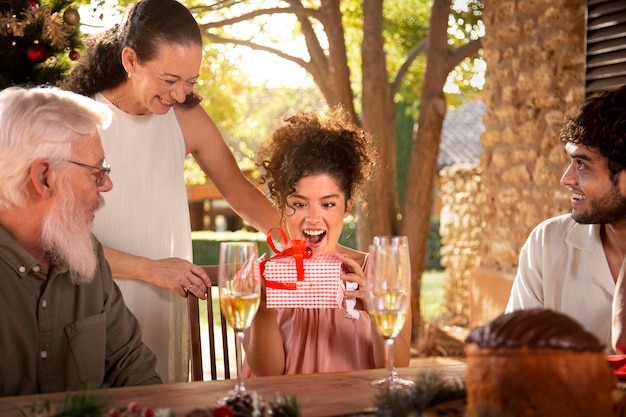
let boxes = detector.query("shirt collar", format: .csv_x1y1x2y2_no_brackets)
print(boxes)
565,220,602,252
0,224,63,279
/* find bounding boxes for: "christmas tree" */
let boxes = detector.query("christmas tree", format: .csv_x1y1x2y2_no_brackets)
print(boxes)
0,0,82,90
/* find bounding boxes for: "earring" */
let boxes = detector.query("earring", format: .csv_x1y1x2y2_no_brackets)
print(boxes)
127,72,132,79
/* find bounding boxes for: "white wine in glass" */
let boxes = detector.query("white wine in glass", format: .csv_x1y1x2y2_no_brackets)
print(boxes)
366,235,414,389
218,242,261,398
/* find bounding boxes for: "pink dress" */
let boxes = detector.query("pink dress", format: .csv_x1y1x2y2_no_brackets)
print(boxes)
277,307,375,374
245,255,375,375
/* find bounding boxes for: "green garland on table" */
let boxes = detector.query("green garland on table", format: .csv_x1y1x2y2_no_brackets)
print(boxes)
19,390,300,417
19,389,103,417
373,373,466,417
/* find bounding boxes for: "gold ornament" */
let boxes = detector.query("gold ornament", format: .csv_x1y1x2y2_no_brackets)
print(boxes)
44,12,69,49
63,7,80,26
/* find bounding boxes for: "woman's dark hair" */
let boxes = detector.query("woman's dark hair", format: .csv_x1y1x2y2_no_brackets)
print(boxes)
60,0,202,106
258,106,377,216
560,85,626,182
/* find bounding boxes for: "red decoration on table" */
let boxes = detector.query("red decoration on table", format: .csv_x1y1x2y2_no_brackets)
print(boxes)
606,354,626,379
27,45,48,63
211,406,234,417
141,407,154,417
128,402,141,414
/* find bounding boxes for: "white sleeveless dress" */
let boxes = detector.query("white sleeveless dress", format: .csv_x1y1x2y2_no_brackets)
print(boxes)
92,93,191,383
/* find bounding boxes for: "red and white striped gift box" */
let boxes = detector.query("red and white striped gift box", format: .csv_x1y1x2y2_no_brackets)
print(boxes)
263,254,345,309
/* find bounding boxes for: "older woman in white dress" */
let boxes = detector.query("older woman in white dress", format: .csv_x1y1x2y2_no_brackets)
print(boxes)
62,0,280,382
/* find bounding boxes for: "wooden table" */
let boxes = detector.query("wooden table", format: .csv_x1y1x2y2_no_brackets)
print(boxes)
0,357,466,417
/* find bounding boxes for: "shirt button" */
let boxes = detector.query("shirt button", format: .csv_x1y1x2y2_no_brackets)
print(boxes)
33,265,41,272
40,351,48,359
41,300,47,308
18,266,26,273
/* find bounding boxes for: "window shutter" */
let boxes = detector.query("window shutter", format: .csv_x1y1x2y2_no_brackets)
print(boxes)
586,0,626,95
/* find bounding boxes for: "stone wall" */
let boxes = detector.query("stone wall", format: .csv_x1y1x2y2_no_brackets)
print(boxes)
439,163,482,326
479,0,586,270
439,0,587,327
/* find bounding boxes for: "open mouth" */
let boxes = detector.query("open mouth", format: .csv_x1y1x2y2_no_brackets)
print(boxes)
158,96,174,107
572,192,586,202
303,229,326,245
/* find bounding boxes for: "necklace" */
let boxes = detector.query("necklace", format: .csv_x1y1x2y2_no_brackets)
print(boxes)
109,90,118,108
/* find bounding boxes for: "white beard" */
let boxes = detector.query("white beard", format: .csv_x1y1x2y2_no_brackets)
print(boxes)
41,186,104,284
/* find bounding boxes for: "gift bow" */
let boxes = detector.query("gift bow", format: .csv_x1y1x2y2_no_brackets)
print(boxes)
262,228,313,290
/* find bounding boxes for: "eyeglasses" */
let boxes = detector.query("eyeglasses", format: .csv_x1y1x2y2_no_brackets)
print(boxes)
64,158,111,187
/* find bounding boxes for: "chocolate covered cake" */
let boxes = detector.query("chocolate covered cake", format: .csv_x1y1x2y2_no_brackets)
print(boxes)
465,309,618,417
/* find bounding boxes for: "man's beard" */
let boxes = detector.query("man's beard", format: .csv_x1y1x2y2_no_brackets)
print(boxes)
41,186,104,284
572,183,626,226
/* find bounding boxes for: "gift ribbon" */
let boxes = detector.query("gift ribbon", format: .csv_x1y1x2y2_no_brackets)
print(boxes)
262,227,313,290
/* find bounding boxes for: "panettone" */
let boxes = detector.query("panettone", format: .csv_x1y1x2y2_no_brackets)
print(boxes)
465,309,619,417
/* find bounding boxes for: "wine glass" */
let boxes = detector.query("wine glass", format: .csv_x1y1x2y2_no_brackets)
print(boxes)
218,241,261,398
366,235,414,389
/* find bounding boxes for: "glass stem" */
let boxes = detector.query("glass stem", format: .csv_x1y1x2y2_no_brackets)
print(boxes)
234,330,246,396
385,338,397,381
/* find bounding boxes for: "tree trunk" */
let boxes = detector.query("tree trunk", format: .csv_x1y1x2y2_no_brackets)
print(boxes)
359,0,398,250
197,0,482,348
315,0,358,120
401,0,452,348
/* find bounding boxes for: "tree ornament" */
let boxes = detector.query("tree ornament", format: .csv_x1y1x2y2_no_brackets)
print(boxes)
69,49,79,60
63,7,80,26
27,0,39,8
27,44,48,63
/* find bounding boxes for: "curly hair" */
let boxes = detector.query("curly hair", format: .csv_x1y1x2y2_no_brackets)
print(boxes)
560,85,626,181
258,106,377,216
60,0,201,107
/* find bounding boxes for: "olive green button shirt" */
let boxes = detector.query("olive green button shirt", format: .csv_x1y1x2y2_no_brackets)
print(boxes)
0,226,162,396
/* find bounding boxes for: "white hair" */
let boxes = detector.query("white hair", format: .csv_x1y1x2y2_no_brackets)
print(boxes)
0,86,111,208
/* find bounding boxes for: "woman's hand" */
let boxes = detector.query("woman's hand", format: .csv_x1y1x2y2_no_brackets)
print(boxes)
102,245,212,299
334,252,368,311
140,257,212,299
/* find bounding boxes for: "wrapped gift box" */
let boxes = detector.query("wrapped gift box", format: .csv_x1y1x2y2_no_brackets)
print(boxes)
263,254,345,309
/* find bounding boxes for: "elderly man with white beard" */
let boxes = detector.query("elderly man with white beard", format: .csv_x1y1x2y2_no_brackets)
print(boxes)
0,86,161,396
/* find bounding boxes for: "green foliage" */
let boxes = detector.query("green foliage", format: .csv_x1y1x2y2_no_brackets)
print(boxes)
21,389,103,417
421,270,445,322
0,0,83,89
426,215,442,270
383,0,430,103
340,0,431,114
184,155,208,185
396,101,413,208
267,395,300,417
374,372,465,417
192,230,271,265
55,390,102,417
445,0,485,100
191,45,324,183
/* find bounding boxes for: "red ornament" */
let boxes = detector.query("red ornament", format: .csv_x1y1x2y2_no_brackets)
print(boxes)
127,402,141,414
108,409,121,417
141,408,154,417
27,45,48,63
27,0,39,7
69,50,79,60
212,406,234,417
